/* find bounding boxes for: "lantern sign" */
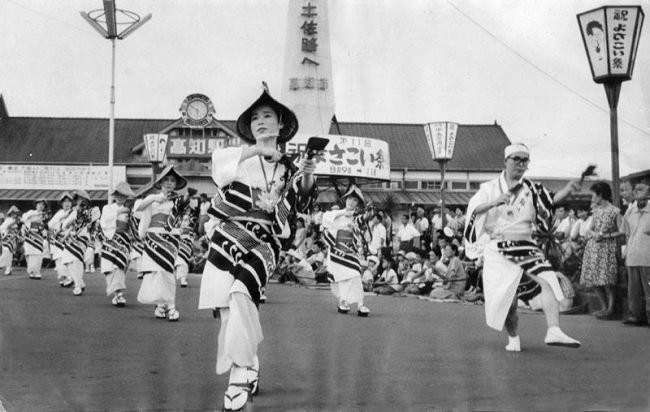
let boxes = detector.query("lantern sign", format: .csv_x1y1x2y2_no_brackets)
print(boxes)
577,6,645,83
423,122,459,161
143,133,168,163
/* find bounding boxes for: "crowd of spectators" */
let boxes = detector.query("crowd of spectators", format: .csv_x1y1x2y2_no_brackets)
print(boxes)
273,203,484,304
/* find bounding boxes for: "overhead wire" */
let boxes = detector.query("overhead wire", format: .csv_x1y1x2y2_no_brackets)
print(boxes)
5,0,99,39
446,0,650,138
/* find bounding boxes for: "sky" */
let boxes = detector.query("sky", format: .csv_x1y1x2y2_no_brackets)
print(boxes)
1,0,649,179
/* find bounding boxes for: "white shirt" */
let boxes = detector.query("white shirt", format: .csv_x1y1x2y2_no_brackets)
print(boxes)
396,223,419,242
368,223,387,254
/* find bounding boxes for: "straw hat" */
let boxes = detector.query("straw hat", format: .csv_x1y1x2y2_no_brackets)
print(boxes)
367,255,379,266
236,88,299,144
34,198,48,206
153,165,187,190
341,185,365,207
112,182,136,199
74,190,91,201
7,205,20,215
59,191,74,203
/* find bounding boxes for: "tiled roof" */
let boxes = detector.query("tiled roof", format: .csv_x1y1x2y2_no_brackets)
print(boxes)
0,117,175,164
330,122,510,171
0,116,508,171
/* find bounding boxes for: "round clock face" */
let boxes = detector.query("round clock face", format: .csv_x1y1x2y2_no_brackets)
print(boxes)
187,99,208,120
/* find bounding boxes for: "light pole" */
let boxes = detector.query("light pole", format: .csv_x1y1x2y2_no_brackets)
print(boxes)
81,0,151,202
578,5,644,208
423,122,458,229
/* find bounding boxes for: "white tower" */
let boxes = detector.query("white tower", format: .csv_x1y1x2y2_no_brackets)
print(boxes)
281,0,335,135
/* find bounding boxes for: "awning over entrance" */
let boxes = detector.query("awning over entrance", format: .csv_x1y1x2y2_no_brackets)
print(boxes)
317,189,475,206
0,189,107,201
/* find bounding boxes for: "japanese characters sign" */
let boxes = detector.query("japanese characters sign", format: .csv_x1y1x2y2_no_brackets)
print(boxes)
166,136,229,158
286,133,390,180
281,0,334,134
578,6,645,82
423,122,458,160
0,164,126,190
143,134,168,162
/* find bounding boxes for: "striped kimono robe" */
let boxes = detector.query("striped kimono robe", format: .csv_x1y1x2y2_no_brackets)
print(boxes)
321,210,367,306
48,208,73,280
100,203,137,296
198,147,317,375
464,173,565,330
62,206,99,290
21,210,47,276
0,218,18,272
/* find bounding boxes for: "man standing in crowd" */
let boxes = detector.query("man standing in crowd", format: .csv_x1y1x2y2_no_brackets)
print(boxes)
414,206,430,250
622,181,650,326
464,143,581,351
620,179,635,214
367,212,386,257
395,214,420,252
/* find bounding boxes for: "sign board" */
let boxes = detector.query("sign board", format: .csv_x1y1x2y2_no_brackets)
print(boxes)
578,6,645,82
166,136,231,158
0,164,127,190
423,122,458,160
285,133,390,180
143,134,169,162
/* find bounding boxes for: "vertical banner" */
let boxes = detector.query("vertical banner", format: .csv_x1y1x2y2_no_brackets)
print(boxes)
143,134,168,163
281,0,335,135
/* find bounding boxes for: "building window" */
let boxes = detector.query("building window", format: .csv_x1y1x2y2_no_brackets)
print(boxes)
469,181,483,190
389,181,402,189
450,181,467,191
422,180,441,190
364,182,384,189
404,180,419,190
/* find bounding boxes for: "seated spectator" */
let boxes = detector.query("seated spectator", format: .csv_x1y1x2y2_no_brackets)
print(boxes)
395,250,409,282
373,257,401,295
424,248,446,288
401,250,428,294
429,244,467,300
362,255,379,291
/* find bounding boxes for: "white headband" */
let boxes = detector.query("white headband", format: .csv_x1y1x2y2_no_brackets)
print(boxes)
504,143,530,159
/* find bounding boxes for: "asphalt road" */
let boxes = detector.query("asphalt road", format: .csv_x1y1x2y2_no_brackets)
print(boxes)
0,267,648,411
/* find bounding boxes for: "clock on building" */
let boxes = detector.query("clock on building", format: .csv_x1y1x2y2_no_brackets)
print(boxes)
180,93,215,127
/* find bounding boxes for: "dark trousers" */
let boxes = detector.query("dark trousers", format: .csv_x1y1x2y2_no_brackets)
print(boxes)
626,266,650,320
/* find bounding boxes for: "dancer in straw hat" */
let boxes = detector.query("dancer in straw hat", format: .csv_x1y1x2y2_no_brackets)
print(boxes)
48,192,75,286
198,85,318,411
100,182,138,307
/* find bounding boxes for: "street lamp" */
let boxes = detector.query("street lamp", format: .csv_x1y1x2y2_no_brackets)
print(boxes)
423,122,458,229
578,5,644,208
80,1,152,202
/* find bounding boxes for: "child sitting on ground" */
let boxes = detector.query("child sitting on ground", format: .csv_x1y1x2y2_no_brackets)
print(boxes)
362,255,379,291
372,257,400,295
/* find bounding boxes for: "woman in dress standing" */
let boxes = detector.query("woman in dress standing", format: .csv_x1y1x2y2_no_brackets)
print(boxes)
61,190,101,296
48,192,74,286
580,181,624,319
100,182,137,307
21,198,50,279
198,86,317,411
136,166,191,321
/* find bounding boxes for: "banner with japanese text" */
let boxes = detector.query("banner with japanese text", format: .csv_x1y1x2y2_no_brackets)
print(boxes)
286,133,390,180
0,164,127,190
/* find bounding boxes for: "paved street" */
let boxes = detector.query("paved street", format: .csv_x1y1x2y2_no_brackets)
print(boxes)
0,267,648,411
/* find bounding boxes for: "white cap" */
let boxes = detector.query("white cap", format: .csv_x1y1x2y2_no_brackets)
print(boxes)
504,143,530,159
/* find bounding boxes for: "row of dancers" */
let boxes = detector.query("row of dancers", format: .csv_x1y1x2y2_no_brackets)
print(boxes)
0,86,586,412
0,175,198,320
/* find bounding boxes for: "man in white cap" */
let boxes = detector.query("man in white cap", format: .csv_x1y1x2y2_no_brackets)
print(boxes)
464,143,582,351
